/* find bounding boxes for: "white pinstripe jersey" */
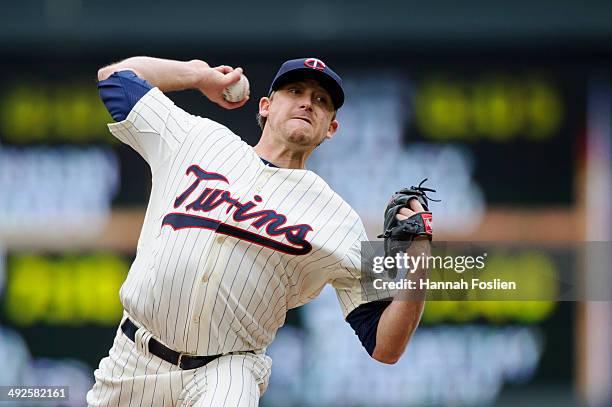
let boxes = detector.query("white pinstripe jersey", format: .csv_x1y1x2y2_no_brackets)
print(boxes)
108,87,378,356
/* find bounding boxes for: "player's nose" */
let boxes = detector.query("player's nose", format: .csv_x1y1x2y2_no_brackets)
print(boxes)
292,90,313,111
298,96,313,111
299,102,313,111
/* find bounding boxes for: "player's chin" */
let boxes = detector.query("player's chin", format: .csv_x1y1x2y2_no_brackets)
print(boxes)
284,125,316,145
288,129,324,147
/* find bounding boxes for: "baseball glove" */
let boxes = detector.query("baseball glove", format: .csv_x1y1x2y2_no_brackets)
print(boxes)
378,179,438,251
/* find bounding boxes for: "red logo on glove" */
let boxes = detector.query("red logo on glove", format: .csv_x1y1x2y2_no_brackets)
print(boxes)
421,213,433,234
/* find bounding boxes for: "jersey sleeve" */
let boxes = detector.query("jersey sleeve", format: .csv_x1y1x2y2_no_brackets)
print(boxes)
101,72,200,169
98,70,153,122
345,300,391,356
331,228,394,319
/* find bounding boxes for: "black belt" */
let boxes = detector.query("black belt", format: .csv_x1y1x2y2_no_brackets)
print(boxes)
121,318,226,370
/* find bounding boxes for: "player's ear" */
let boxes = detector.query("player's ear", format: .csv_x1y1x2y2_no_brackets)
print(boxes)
259,97,271,118
325,118,339,140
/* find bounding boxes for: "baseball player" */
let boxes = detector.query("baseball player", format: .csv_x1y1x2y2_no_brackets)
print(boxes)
88,56,430,406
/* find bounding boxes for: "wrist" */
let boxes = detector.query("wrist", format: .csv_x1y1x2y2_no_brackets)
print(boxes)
410,239,431,255
188,59,212,88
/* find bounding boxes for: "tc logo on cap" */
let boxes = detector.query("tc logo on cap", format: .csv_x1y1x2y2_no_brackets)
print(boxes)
304,58,326,71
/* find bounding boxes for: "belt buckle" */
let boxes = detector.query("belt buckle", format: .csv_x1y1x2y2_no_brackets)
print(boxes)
177,352,187,369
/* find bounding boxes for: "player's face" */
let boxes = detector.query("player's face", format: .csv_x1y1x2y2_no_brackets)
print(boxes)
259,79,339,148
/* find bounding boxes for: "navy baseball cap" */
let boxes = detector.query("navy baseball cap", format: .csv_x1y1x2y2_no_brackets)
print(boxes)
269,58,345,109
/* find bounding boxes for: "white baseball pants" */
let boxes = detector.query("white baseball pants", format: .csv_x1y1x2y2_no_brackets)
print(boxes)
86,321,272,407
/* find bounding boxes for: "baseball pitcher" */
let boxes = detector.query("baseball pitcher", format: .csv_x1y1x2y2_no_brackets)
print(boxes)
88,56,432,406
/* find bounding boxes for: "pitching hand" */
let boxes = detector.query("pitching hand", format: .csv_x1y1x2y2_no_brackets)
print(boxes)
198,65,249,109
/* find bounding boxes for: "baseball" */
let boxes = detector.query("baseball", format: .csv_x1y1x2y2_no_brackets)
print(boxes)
222,74,250,102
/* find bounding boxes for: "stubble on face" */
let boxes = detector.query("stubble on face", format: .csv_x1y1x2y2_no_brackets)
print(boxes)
266,80,335,149
269,111,313,146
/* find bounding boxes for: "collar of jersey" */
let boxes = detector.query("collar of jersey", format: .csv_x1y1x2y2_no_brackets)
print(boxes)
254,151,311,173
260,157,279,168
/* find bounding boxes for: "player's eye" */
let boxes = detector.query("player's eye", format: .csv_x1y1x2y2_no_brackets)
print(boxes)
315,95,331,108
288,88,301,94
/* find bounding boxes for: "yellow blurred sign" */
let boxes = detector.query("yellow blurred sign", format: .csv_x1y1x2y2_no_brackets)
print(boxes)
0,83,114,144
414,74,563,142
3,253,128,325
422,251,559,323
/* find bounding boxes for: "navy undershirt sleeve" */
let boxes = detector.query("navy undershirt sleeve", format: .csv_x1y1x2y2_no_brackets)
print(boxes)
346,300,392,356
97,70,153,122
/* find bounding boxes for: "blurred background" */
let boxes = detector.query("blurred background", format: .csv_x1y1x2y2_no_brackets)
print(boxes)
0,1,611,406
